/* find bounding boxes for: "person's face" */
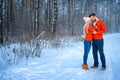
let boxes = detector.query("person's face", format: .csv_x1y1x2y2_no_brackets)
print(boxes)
90,16,96,22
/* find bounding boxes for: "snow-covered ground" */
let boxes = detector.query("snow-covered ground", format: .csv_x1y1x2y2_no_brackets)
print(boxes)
0,33,120,80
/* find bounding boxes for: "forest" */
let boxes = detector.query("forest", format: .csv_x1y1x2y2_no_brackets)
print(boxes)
0,0,120,44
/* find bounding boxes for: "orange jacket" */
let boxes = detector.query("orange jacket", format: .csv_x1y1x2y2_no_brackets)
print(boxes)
93,20,106,40
84,25,93,41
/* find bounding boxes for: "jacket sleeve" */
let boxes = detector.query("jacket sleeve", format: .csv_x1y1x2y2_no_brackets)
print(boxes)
96,21,106,34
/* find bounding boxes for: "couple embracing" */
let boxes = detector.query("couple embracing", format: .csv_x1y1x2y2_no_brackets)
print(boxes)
82,13,106,71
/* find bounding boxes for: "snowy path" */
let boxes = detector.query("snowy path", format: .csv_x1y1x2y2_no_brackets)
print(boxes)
0,33,120,80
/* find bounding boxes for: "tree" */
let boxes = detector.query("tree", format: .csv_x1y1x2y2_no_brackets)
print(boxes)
72,0,75,35
52,0,58,35
0,0,3,43
34,0,39,36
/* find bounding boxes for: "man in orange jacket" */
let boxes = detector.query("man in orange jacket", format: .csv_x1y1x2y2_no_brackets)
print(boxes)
89,13,106,71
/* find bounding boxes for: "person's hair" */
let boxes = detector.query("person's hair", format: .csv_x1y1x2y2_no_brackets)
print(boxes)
88,20,93,26
89,13,96,17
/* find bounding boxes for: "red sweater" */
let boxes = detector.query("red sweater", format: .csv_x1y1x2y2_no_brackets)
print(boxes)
84,25,93,41
93,20,106,40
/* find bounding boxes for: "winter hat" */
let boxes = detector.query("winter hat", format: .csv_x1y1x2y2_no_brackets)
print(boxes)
83,17,91,23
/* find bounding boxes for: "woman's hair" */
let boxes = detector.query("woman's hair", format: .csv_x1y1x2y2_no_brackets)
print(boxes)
86,20,93,26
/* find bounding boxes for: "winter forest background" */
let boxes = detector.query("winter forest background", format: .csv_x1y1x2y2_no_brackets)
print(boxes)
0,0,120,80
0,0,120,43
0,0,120,64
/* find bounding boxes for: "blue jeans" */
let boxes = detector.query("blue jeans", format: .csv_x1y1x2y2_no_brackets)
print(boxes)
92,39,106,68
83,40,91,64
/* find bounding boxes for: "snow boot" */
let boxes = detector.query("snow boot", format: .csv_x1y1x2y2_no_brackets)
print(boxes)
90,66,98,69
82,64,89,70
100,67,106,71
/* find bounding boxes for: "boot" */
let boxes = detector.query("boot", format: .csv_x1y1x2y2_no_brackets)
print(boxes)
82,64,89,70
100,67,106,71
90,66,98,69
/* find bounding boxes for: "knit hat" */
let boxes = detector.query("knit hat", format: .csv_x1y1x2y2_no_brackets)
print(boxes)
83,17,91,23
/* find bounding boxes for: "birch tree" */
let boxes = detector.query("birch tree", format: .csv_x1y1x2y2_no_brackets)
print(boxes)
34,0,39,36
52,0,58,35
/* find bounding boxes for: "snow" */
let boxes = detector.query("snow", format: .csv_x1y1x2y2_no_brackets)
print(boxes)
0,33,120,80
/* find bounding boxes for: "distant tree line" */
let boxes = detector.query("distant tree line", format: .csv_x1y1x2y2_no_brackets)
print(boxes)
0,0,120,44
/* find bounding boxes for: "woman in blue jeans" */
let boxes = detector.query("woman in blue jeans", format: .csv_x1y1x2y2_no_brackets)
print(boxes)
82,17,94,70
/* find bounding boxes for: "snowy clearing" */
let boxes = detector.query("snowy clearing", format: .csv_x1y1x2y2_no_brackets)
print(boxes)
0,33,120,80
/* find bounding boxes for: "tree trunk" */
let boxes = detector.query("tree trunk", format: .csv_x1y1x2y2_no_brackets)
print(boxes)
0,0,3,43
72,0,75,35
67,0,71,34
52,0,58,35
34,0,39,36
